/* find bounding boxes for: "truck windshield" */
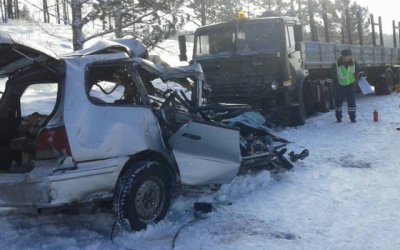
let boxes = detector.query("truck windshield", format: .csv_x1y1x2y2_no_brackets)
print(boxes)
195,22,282,57
196,26,236,57
237,23,282,53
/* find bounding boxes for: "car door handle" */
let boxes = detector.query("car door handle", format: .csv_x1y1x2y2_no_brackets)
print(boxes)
182,133,201,140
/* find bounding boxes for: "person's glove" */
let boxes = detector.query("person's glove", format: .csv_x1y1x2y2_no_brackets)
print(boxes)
358,72,367,78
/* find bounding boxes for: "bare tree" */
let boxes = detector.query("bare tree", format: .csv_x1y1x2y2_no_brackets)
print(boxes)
24,0,184,51
42,0,49,23
7,0,13,20
62,0,69,24
2,0,7,23
0,0,4,22
55,0,60,24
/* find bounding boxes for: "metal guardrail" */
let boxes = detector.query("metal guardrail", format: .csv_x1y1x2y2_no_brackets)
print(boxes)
304,41,400,69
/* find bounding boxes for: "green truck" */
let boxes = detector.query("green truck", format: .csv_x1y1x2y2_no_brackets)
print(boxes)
178,14,400,126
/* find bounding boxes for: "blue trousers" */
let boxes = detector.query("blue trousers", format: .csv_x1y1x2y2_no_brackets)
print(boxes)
335,84,356,121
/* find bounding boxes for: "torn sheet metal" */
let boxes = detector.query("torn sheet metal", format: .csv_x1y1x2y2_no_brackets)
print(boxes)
223,111,291,143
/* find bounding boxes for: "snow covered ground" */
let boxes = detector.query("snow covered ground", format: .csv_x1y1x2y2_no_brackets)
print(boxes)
2,21,400,250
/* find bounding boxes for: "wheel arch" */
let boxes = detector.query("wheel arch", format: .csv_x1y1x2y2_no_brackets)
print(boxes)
118,150,180,186
286,69,310,106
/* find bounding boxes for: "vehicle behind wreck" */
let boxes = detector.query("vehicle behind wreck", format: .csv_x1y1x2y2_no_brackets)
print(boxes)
0,32,301,232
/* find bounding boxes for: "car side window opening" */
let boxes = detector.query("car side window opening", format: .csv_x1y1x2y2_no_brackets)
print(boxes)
87,65,143,106
20,83,58,117
136,66,193,108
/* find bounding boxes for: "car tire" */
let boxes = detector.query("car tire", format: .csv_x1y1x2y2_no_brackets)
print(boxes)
113,161,173,232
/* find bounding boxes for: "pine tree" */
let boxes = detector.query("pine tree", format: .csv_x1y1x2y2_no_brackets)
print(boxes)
20,4,30,20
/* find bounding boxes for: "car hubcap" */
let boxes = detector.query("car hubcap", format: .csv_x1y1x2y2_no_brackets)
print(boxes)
135,177,165,223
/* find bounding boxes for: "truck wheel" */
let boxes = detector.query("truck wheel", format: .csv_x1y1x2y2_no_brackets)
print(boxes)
327,83,335,110
375,70,394,95
316,85,330,113
113,161,173,232
290,92,307,126
382,70,394,95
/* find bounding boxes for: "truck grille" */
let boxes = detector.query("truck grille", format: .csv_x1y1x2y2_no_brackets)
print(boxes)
197,54,282,104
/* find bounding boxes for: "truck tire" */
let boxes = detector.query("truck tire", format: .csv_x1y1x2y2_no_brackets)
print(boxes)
290,92,307,126
113,161,173,232
382,70,394,95
316,81,330,113
375,70,394,95
327,82,335,110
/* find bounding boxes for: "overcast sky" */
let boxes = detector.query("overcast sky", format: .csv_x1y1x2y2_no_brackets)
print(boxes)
353,0,400,34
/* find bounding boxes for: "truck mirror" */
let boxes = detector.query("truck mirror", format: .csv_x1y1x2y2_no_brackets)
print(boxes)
294,25,304,42
295,42,303,52
178,35,188,62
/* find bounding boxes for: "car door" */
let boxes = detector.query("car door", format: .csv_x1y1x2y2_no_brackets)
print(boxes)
168,119,241,186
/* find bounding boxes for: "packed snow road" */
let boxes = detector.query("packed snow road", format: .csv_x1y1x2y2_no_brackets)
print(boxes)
1,91,400,250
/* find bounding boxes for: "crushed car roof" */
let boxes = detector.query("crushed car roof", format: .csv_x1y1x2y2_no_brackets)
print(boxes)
62,38,148,59
132,58,204,78
0,32,59,77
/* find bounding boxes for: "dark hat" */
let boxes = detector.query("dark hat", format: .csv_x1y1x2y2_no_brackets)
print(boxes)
341,49,352,56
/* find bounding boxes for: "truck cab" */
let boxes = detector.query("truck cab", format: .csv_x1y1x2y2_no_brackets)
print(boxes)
179,15,326,126
180,14,316,125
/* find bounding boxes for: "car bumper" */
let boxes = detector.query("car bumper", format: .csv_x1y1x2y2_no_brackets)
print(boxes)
0,157,128,207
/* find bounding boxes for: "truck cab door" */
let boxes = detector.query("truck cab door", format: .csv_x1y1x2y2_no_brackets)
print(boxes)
285,25,302,72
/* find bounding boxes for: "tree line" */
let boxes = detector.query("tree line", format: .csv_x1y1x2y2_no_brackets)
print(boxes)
0,0,386,50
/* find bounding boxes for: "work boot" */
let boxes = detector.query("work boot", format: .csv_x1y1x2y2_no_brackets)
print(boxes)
351,119,357,123
337,119,342,123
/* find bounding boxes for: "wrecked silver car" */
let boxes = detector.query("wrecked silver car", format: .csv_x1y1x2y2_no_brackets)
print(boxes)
0,32,305,232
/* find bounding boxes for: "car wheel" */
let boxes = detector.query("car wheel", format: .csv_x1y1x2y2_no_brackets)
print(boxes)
113,161,173,232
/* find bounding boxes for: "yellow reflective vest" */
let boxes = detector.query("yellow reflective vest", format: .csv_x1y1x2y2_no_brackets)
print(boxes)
336,60,355,86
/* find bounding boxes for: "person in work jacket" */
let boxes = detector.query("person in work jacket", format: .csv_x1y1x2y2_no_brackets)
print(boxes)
329,49,364,123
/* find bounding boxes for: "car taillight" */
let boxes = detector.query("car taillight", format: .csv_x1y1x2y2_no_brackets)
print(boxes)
36,126,71,160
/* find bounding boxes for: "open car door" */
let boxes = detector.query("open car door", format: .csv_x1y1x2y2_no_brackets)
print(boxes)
160,92,244,186
0,32,59,77
169,119,242,186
